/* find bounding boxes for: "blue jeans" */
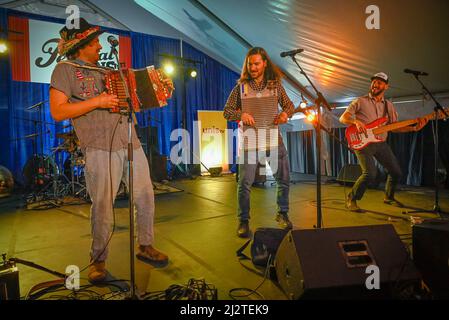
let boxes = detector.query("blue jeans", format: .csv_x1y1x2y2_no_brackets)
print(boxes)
350,142,402,201
84,147,155,262
237,144,290,221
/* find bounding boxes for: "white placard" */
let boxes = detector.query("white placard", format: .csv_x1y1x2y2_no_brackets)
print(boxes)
28,19,119,84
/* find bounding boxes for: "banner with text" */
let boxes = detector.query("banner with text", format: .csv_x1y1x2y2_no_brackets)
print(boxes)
8,16,131,83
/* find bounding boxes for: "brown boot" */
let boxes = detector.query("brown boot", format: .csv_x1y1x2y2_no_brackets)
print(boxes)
346,195,362,212
88,261,107,283
237,220,250,238
137,245,169,266
276,213,293,229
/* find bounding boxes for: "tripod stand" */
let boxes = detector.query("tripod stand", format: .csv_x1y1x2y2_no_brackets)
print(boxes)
19,102,63,208
405,73,448,216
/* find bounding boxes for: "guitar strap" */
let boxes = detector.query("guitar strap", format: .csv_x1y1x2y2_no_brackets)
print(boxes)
383,100,389,122
57,60,110,74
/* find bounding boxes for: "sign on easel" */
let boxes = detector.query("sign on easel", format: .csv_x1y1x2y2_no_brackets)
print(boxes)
197,110,229,174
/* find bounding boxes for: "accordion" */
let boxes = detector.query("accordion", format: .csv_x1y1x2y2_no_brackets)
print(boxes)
105,66,173,113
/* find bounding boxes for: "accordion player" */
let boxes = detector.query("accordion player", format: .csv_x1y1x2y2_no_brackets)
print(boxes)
105,65,174,113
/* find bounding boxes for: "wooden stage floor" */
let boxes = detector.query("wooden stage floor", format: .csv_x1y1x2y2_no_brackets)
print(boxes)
0,173,447,300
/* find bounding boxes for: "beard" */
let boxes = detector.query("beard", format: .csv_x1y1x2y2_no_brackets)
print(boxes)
370,87,384,97
250,70,264,80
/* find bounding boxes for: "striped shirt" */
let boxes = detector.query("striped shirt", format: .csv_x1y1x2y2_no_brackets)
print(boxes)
223,79,294,121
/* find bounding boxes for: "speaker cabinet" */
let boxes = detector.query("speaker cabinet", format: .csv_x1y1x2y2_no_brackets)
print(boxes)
275,224,420,299
150,154,168,182
136,125,159,156
413,219,449,298
336,164,362,185
0,265,20,300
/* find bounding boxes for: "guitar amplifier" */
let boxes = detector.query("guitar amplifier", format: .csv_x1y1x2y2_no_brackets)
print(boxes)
336,164,361,185
336,164,381,188
0,259,20,300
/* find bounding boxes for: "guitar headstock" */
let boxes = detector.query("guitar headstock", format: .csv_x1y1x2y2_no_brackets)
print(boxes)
436,107,449,120
423,107,449,121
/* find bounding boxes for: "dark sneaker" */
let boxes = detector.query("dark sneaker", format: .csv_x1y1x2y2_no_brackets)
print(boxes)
88,261,107,283
136,245,169,267
276,213,293,229
346,195,362,212
237,220,250,238
383,198,404,207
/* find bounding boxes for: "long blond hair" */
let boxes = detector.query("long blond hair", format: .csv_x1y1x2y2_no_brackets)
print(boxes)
238,47,282,84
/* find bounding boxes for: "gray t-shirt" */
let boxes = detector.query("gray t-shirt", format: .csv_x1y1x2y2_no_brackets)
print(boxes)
346,94,398,141
50,59,141,152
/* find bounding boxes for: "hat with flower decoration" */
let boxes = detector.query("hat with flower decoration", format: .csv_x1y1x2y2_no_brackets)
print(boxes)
57,18,104,56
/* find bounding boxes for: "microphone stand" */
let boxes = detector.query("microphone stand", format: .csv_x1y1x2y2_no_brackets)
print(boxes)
407,73,447,216
111,44,138,299
27,101,47,195
289,54,333,229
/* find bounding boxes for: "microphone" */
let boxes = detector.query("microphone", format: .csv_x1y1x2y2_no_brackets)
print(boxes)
107,35,119,47
280,48,304,58
404,68,428,76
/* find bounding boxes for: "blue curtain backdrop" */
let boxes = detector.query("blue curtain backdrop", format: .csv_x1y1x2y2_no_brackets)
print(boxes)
288,125,439,187
131,32,240,171
0,8,11,173
0,8,240,183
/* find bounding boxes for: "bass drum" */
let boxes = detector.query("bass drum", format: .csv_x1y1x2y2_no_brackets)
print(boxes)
22,155,59,191
0,165,14,198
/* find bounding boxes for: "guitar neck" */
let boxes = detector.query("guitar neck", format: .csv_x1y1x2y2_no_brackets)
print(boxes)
373,119,417,134
373,112,438,135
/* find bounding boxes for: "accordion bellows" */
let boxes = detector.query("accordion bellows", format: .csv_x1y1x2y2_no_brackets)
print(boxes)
105,66,173,112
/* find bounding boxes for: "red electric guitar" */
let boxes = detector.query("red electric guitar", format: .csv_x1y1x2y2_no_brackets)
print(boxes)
346,107,449,150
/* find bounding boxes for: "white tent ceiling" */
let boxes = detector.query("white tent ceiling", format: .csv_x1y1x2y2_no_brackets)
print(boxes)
132,0,449,104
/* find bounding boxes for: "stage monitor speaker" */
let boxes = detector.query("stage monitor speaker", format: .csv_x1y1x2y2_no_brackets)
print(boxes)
413,219,449,298
0,264,20,300
275,224,420,299
336,164,361,185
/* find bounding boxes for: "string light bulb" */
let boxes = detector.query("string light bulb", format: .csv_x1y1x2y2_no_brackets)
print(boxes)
189,69,197,78
0,42,8,54
306,111,316,122
300,93,308,108
163,63,175,75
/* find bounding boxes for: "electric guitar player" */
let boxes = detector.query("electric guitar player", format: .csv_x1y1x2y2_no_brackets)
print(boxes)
339,72,430,212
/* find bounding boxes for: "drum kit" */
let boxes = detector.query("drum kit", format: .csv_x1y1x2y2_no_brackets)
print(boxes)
21,125,89,209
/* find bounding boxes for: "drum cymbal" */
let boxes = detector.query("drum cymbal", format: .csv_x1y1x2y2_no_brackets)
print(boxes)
52,143,72,152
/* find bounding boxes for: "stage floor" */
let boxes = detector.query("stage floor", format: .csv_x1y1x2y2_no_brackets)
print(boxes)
0,173,448,300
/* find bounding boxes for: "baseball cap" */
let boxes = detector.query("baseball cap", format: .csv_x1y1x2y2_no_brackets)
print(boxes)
371,72,389,84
